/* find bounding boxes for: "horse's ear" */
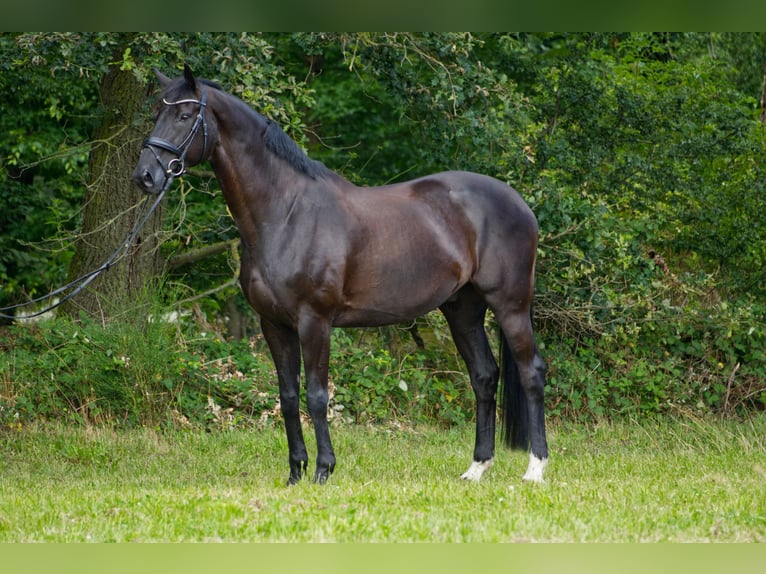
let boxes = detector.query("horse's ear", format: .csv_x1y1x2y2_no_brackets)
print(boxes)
153,68,171,88
183,64,196,91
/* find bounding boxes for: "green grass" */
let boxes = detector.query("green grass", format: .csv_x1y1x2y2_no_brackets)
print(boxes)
0,416,764,542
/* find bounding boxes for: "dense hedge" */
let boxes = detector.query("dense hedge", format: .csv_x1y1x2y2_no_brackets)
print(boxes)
1,287,763,430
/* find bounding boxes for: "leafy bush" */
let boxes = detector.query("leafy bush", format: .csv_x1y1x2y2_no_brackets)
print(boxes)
329,325,472,426
2,289,763,431
0,310,278,430
0,302,484,431
542,277,766,420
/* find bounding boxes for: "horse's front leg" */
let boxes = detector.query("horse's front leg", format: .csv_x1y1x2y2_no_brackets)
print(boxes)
298,312,336,483
261,317,308,485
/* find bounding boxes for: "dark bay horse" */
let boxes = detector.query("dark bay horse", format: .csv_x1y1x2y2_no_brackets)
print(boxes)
132,65,549,485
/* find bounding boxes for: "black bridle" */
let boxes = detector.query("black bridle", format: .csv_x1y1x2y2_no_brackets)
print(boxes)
142,86,209,194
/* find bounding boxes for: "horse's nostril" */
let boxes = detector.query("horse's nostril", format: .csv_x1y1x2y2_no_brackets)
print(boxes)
131,168,153,190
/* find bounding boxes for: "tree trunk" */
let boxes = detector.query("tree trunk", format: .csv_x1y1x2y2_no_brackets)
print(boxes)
63,59,164,321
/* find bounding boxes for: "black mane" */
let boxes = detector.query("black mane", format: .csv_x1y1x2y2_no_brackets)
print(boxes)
262,118,331,180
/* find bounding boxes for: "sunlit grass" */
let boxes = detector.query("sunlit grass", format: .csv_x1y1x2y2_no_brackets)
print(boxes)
0,416,764,542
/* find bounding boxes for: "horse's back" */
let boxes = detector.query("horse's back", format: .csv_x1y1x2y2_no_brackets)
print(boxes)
404,170,538,238
348,169,538,262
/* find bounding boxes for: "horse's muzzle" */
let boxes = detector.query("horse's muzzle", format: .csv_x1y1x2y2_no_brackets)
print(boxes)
131,162,166,195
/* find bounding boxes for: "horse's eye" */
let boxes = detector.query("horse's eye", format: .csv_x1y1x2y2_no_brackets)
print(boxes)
179,113,192,121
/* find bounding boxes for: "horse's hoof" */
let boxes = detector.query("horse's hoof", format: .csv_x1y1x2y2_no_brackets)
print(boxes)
286,459,308,485
461,458,493,482
312,469,331,484
521,453,548,483
312,461,335,484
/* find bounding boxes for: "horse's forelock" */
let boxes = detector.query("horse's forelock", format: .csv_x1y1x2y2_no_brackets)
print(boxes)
163,75,222,102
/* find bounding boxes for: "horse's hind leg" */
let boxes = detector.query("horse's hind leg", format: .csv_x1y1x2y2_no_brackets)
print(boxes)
440,285,499,482
493,306,549,483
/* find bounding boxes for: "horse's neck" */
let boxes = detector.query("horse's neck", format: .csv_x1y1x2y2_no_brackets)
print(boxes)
209,107,300,242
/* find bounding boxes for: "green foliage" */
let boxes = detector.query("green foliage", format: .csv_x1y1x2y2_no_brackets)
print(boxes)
3,32,766,425
0,308,278,429
485,33,766,419
292,33,533,183
329,327,471,426
0,36,97,305
0,312,477,430
514,32,766,296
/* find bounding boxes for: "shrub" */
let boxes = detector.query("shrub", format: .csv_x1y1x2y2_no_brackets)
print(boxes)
329,325,473,427
0,310,279,429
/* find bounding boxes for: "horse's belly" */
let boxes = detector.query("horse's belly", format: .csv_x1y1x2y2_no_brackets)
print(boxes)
335,264,465,327
333,307,418,328
333,299,439,328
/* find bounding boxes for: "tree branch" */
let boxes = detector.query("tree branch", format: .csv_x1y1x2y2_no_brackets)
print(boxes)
186,168,217,179
174,276,240,307
167,239,240,269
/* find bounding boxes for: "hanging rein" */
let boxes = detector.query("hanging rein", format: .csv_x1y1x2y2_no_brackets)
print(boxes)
0,88,208,320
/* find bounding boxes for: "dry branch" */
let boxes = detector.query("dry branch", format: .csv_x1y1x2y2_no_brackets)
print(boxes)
167,239,240,270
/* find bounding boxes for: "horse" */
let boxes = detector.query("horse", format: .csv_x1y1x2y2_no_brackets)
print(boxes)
132,65,549,485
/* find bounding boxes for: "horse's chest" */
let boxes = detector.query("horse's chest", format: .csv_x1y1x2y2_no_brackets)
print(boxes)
238,256,342,325
239,262,290,320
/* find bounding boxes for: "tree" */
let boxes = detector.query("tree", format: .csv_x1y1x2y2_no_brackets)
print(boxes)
0,33,163,321
63,46,164,320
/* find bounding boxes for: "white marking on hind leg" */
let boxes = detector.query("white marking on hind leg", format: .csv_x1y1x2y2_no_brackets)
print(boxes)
522,453,548,483
461,458,493,482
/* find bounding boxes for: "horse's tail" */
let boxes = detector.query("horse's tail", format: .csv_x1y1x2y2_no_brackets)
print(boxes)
499,312,531,450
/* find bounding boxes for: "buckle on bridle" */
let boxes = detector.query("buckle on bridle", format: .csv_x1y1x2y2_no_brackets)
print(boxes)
167,158,186,177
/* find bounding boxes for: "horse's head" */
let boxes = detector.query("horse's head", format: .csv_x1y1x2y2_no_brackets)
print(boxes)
132,65,215,195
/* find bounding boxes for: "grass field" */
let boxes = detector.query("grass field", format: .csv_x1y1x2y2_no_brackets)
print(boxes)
0,415,764,542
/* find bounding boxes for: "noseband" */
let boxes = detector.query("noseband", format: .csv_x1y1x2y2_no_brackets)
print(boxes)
142,87,208,194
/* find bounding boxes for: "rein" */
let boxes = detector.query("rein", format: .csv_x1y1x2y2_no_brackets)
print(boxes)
0,188,168,320
1,87,210,320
